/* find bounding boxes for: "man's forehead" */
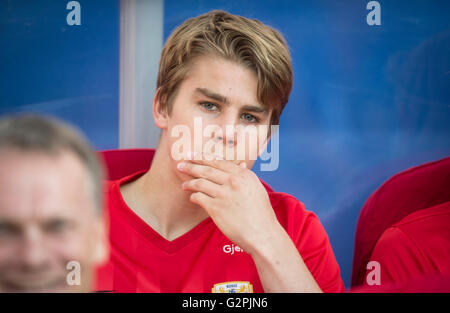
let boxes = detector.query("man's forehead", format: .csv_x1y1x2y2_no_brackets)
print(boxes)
0,204,74,223
0,181,91,222
0,151,94,221
0,149,88,183
184,57,263,102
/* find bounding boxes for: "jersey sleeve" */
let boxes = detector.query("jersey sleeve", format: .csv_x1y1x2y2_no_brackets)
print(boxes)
276,195,346,293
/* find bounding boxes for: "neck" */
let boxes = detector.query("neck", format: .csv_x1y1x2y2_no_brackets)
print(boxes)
130,137,210,241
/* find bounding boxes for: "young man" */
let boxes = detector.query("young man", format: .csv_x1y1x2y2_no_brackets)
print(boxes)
0,115,108,292
98,10,345,293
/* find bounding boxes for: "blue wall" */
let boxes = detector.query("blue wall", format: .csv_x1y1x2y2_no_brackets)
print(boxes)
164,0,450,287
0,0,119,149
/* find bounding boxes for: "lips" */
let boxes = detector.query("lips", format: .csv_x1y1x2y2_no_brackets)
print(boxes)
182,150,246,164
0,276,68,292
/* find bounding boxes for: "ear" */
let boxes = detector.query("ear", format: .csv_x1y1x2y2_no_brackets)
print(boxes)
91,217,109,266
153,87,169,129
257,130,271,158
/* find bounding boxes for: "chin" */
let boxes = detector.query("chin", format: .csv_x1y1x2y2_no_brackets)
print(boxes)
0,279,71,293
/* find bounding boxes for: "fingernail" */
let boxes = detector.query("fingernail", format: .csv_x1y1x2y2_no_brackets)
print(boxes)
177,162,186,170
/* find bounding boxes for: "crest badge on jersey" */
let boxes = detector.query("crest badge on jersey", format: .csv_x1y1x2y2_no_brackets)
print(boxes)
211,281,253,293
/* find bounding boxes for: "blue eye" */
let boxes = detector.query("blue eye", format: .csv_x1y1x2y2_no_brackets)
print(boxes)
242,113,258,123
200,102,219,111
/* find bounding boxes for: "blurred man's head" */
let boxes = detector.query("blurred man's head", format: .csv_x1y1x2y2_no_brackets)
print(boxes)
0,115,107,292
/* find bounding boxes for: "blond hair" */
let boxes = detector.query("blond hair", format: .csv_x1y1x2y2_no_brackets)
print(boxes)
156,10,293,126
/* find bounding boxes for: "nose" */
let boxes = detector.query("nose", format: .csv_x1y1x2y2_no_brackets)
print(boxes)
216,131,236,147
18,226,48,270
212,112,238,147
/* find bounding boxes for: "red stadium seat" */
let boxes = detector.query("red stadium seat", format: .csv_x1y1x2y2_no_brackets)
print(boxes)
351,156,450,287
97,148,274,192
98,148,156,180
350,274,450,293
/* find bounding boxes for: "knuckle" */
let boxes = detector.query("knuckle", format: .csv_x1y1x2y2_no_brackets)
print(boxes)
192,179,200,188
215,188,225,198
240,168,253,179
196,179,206,188
245,170,256,180
202,166,213,177
229,174,241,187
191,192,201,202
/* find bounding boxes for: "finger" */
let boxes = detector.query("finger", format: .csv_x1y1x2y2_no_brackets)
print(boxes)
188,152,242,174
177,162,228,185
182,178,222,198
189,192,215,216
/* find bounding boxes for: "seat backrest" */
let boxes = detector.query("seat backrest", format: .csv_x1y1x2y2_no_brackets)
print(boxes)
351,156,450,287
98,148,156,181
98,148,274,192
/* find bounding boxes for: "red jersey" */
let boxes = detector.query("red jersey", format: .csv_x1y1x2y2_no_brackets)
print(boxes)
351,274,450,293
364,201,450,286
96,169,345,293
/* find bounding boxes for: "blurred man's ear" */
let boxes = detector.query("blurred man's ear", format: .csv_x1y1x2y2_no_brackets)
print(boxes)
91,218,109,265
153,88,169,130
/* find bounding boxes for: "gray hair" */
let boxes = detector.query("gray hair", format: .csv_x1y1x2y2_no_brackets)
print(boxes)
0,114,104,214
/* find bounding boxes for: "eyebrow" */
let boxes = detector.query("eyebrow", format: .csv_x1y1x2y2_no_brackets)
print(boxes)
194,87,269,115
195,87,229,105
